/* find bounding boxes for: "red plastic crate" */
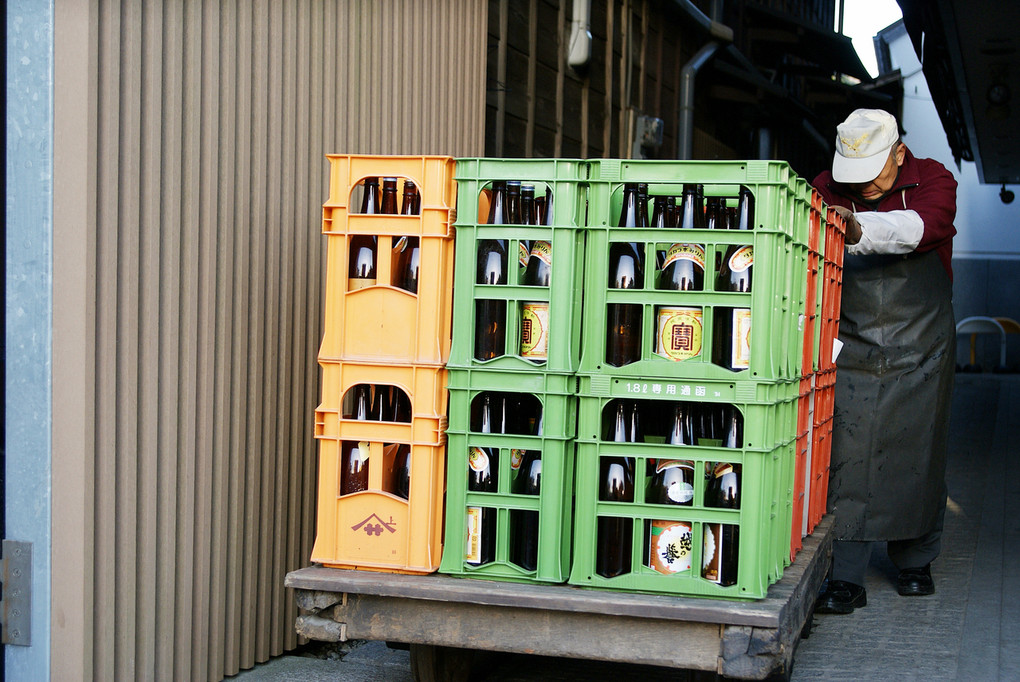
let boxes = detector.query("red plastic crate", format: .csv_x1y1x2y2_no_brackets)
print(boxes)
790,376,812,561
818,208,846,372
808,368,837,531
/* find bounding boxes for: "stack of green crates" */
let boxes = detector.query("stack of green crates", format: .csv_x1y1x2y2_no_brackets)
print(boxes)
440,159,588,584
440,158,816,600
567,160,812,600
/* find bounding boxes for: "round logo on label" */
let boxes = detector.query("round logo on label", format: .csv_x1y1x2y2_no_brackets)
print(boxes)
510,449,525,470
468,447,489,472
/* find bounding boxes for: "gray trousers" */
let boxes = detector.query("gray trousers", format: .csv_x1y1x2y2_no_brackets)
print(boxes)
831,498,947,586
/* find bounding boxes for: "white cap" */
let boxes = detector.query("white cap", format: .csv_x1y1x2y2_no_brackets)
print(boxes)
832,109,900,183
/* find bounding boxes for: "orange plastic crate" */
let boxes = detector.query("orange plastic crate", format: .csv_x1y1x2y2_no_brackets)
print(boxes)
319,155,457,366
808,368,837,531
311,435,446,574
312,360,449,573
316,360,449,446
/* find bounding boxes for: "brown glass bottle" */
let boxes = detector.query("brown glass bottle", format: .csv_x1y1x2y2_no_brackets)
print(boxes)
380,177,399,214
349,175,379,288
506,180,523,225
705,461,740,509
596,400,639,578
596,458,635,578
466,392,504,566
339,384,373,495
391,445,411,500
606,184,645,367
702,523,739,586
509,452,541,570
393,179,421,293
648,460,695,506
714,189,753,372
476,237,508,361
678,184,706,229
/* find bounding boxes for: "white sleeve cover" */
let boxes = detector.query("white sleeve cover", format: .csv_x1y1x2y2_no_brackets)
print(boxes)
848,209,924,255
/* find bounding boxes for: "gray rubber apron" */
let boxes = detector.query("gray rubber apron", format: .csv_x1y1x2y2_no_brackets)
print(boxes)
828,249,955,541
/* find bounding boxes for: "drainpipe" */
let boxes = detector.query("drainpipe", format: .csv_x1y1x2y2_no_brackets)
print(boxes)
672,0,733,159
678,42,722,159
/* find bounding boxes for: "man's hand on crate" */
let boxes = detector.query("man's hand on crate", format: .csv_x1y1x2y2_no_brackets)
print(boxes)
831,206,862,245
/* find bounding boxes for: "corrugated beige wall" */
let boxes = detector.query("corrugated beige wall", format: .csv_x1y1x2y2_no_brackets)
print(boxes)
51,1,486,680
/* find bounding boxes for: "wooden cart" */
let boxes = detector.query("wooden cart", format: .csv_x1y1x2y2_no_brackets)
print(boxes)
286,515,831,681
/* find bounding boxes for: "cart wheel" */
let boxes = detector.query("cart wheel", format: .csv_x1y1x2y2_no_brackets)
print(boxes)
409,644,475,682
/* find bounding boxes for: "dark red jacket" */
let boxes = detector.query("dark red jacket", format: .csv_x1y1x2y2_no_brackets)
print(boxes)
812,147,957,277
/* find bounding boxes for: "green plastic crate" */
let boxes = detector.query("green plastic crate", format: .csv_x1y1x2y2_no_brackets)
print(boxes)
439,367,578,584
579,161,810,382
448,159,589,374
575,375,802,450
568,438,788,600
568,381,799,598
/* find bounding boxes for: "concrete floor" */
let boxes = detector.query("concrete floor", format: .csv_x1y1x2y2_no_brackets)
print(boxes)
231,373,1017,681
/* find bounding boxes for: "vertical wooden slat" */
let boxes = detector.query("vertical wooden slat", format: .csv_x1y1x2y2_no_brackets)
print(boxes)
220,0,245,673
174,0,201,675
242,0,269,668
156,0,184,675
51,0,97,676
115,0,143,679
137,0,162,676
93,0,121,678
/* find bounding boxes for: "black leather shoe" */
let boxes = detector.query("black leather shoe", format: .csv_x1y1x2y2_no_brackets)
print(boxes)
814,580,867,615
897,565,935,596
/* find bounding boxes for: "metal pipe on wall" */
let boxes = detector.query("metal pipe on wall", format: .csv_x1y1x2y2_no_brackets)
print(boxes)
678,41,722,159
671,0,732,159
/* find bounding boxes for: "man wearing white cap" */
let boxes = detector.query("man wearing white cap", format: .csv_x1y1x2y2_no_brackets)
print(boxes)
811,109,958,615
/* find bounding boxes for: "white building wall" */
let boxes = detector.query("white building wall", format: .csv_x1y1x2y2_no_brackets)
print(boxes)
885,23,1020,260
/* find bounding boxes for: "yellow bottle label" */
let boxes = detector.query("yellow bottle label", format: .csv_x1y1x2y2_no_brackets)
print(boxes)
702,522,721,582
663,243,706,270
655,307,703,361
465,507,483,564
520,302,550,359
730,308,752,369
728,245,754,273
467,447,489,473
348,277,376,291
529,240,552,266
518,241,530,268
649,520,693,574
